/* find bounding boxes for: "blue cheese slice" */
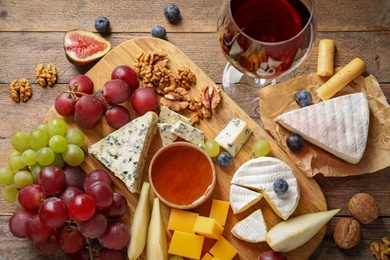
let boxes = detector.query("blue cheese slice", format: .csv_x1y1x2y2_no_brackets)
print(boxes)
229,184,262,214
170,121,205,147
159,106,194,125
275,93,369,164
157,123,176,147
231,209,268,243
231,157,300,220
88,111,158,193
214,118,252,157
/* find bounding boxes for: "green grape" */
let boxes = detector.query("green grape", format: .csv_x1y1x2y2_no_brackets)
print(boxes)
65,128,85,147
28,129,48,151
204,139,220,157
11,131,30,153
30,163,43,183
62,144,84,166
15,197,24,210
252,140,271,157
0,167,14,186
14,170,33,188
49,135,68,153
36,147,55,166
35,123,49,136
51,153,65,168
2,185,19,203
8,154,25,171
21,149,37,166
8,150,21,160
169,256,184,260
47,118,67,137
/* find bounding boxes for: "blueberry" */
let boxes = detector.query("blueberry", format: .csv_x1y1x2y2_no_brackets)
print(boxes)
295,90,312,107
151,25,167,39
217,152,233,168
273,179,289,195
286,133,304,153
94,16,110,32
164,3,181,24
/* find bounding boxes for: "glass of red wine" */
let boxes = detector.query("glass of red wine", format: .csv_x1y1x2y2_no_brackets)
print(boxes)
217,0,316,117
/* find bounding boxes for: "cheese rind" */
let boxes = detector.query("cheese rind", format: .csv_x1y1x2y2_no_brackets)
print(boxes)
88,111,158,193
231,209,268,243
229,185,262,214
275,93,369,164
231,157,300,220
214,118,252,157
170,121,205,147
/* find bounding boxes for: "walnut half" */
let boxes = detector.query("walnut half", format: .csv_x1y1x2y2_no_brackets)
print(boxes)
10,78,32,103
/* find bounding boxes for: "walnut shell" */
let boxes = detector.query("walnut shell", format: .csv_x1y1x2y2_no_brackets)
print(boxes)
348,193,380,224
333,218,361,249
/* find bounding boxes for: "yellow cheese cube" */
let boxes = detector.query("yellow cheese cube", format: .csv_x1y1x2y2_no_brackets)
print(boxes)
209,236,238,260
193,216,224,239
209,199,230,226
168,231,204,259
201,252,220,260
167,208,199,234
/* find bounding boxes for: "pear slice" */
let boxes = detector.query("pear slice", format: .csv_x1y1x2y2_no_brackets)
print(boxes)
266,208,340,252
128,182,151,260
146,197,168,260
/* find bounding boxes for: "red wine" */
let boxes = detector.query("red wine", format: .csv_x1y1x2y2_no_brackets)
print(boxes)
231,0,310,43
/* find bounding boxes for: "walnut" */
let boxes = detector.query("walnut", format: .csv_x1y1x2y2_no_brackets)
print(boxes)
10,78,32,102
348,193,380,224
35,63,57,87
160,97,188,111
333,218,361,249
201,85,222,109
176,67,196,89
371,237,390,260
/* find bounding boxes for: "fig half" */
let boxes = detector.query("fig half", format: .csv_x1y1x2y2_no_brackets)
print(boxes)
64,29,111,66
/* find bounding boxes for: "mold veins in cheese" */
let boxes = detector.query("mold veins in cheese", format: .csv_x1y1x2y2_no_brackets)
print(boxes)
88,111,158,193
275,93,369,164
231,157,300,220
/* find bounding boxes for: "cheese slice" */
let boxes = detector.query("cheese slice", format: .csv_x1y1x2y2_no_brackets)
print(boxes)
231,209,267,243
88,111,158,193
157,123,176,147
170,121,205,147
275,93,369,164
231,157,300,220
229,184,262,214
159,106,194,125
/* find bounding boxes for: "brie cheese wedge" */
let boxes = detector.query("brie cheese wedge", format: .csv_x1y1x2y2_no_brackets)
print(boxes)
231,209,267,243
275,93,369,164
231,157,300,220
229,184,262,214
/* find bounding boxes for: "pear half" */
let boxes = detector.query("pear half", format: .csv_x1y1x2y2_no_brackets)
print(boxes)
266,209,340,252
147,197,168,260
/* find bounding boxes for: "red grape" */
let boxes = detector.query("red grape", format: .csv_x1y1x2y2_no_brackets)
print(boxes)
130,87,158,115
18,184,47,211
60,186,84,206
105,104,131,129
59,225,84,254
8,209,35,238
55,93,77,117
38,197,69,228
98,221,130,250
64,248,90,260
102,192,127,219
102,79,131,104
84,169,112,191
97,248,126,260
69,75,94,97
78,212,108,238
34,234,61,256
74,95,105,129
94,91,108,112
258,251,287,260
86,181,113,210
74,112,100,130
63,165,86,190
111,65,139,94
38,165,66,195
25,214,54,243
68,193,96,221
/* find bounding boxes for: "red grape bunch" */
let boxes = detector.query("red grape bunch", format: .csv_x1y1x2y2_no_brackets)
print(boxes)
8,166,129,259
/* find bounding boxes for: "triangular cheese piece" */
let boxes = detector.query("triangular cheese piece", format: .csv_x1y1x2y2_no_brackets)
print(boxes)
231,209,267,243
275,93,369,164
231,157,300,220
88,111,158,193
229,184,262,214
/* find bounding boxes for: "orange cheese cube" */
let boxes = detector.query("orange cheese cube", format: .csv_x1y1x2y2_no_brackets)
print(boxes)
209,199,230,226
168,231,204,259
167,208,199,234
209,236,238,260
201,252,220,260
193,216,224,239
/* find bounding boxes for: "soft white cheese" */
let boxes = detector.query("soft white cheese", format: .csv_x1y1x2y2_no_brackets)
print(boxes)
231,209,268,243
88,111,158,193
229,184,262,214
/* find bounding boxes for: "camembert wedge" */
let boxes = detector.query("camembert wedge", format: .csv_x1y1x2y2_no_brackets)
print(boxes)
229,184,262,214
275,93,369,164
88,111,158,193
231,209,267,243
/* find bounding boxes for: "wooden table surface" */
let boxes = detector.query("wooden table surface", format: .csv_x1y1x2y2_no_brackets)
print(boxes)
0,0,389,259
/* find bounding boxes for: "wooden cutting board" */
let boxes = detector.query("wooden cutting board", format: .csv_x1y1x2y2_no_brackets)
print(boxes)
45,37,327,259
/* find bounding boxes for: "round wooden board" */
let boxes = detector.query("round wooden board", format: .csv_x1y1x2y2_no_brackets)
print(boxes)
44,37,327,259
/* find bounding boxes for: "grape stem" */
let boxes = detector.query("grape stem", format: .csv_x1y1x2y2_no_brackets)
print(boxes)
63,90,112,110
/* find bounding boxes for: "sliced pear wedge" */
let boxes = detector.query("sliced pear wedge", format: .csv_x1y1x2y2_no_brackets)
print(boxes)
147,197,168,260
266,208,340,252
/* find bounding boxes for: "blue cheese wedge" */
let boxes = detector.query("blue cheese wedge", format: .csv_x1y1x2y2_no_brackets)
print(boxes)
214,118,252,157
159,106,194,125
275,93,369,164
157,123,177,147
170,121,205,147
88,111,158,193
229,184,262,214
231,209,267,243
231,157,300,220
